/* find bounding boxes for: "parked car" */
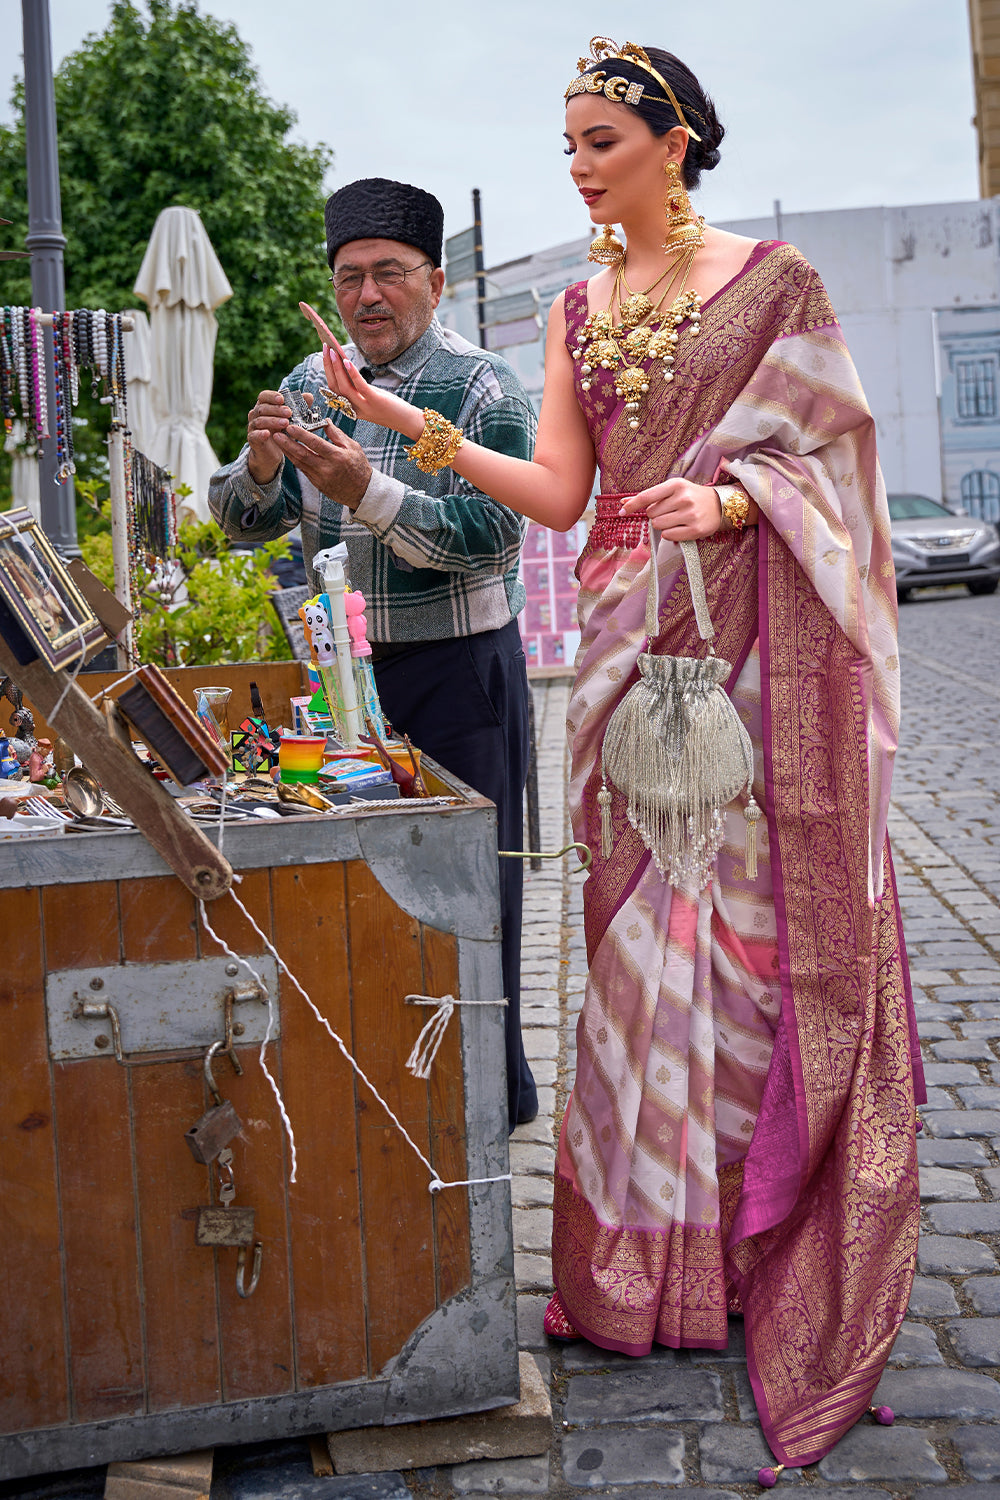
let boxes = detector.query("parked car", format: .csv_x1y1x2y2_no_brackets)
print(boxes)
888,493,1000,601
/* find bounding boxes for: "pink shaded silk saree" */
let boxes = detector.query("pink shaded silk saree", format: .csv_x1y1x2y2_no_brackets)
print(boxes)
554,242,926,1466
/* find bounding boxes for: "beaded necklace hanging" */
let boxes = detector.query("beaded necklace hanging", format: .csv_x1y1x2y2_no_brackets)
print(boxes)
0,309,15,435
572,246,702,430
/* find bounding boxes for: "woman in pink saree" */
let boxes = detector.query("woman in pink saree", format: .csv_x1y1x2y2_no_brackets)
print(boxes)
315,37,925,1472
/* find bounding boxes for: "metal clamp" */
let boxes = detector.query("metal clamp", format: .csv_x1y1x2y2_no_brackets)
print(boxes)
203,992,248,1105
236,1242,263,1298
72,998,124,1063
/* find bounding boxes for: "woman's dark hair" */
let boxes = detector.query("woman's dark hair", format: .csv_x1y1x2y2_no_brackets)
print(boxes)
579,48,724,190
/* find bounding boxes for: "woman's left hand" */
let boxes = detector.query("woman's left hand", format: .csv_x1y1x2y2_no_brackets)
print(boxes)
619,477,723,539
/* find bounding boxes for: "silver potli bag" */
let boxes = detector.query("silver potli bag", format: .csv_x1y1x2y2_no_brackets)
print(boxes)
598,531,762,889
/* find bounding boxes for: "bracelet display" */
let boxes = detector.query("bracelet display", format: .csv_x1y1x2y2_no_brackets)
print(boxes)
405,408,465,475
715,481,753,531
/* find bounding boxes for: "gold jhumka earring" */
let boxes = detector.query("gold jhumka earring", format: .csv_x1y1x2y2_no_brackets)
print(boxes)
663,161,705,253
587,223,625,266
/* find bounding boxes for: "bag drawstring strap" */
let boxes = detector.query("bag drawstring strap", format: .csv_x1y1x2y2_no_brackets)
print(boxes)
644,525,715,647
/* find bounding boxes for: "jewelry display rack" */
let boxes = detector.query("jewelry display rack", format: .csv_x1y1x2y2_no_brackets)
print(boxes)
27,311,138,665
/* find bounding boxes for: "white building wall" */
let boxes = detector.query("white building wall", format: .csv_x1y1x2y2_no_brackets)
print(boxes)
440,199,1000,497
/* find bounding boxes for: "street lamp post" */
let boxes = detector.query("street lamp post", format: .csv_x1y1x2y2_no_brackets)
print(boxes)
21,0,77,555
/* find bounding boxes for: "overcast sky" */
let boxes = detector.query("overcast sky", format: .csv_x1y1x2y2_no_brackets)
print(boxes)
0,0,981,267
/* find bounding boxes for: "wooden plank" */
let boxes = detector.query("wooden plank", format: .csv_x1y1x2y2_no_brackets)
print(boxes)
0,887,68,1431
131,1061,221,1411
0,635,232,902
120,877,198,964
421,926,472,1305
309,1434,334,1477
196,868,270,959
42,880,120,970
215,1041,294,1402
104,1449,213,1499
270,862,367,1388
345,861,437,1374
193,865,293,1402
53,1058,144,1422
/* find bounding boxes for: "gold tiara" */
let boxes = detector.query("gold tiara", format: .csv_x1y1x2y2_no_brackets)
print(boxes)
564,36,702,143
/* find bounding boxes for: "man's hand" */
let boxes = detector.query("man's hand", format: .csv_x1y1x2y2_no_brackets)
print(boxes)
273,420,373,510
247,389,291,484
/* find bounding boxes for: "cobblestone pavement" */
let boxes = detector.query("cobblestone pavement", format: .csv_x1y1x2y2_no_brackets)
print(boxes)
9,589,1000,1500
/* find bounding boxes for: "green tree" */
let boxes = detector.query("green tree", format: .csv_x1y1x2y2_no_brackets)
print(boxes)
0,0,342,491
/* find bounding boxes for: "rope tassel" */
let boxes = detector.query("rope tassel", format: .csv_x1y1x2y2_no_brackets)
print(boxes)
404,993,509,1081
405,993,456,1079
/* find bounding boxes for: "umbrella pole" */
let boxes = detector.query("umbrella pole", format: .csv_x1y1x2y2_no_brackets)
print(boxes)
108,417,135,669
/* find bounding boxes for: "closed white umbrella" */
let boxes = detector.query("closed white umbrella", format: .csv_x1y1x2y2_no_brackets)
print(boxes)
133,206,232,522
121,306,155,457
5,420,40,519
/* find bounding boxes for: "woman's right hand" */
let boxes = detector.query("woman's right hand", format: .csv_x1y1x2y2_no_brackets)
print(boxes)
299,302,424,440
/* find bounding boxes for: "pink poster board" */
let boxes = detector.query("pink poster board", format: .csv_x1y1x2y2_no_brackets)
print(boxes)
518,518,589,671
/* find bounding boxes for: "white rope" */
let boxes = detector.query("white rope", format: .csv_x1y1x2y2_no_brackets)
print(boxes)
206,888,510,1195
198,897,298,1182
90,667,141,702
48,623,88,723
404,993,508,1081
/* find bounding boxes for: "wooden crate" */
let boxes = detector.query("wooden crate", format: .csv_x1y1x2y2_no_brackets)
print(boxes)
0,774,515,1480
25,661,309,744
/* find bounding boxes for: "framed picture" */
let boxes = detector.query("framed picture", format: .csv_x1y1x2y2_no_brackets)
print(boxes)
0,508,107,670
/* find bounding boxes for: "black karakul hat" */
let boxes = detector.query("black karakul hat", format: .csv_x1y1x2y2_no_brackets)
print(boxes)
325,178,445,269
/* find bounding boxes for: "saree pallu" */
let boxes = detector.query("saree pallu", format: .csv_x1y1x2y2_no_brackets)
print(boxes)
555,244,926,1467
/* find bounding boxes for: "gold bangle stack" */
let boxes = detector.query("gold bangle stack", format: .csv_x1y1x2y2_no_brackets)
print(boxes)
405,409,465,475
715,482,753,532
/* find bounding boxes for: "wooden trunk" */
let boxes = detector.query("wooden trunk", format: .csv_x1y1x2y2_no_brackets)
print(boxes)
0,766,515,1480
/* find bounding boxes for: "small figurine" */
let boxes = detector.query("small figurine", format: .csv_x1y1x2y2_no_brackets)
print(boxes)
28,737,53,783
231,679,280,775
0,736,20,779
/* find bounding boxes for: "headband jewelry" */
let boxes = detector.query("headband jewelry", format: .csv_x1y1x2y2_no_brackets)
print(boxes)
565,36,702,143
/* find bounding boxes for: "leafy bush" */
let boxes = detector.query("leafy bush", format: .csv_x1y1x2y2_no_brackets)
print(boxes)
80,499,292,666
0,0,345,507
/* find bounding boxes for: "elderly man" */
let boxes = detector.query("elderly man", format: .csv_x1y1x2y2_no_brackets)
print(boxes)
209,178,538,1130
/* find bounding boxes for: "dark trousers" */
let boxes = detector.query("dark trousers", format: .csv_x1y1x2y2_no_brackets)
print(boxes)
373,620,537,1130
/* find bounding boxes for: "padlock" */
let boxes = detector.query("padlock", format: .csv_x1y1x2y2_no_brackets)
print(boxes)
195,1205,256,1247
184,1098,242,1164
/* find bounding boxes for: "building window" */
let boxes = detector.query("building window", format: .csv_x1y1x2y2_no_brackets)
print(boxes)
961,469,1000,522
955,357,998,419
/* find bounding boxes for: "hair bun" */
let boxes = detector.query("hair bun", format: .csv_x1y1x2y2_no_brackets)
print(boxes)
641,46,725,189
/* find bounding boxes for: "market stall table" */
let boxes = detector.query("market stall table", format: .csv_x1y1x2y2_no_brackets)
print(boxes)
0,761,516,1480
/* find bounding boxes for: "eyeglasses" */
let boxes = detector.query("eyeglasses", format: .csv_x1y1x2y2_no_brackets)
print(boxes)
329,261,432,293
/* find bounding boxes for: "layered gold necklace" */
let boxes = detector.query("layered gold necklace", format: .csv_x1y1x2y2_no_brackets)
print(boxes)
572,247,702,430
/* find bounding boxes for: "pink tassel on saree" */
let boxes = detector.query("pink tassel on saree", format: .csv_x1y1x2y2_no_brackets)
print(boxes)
554,243,926,1466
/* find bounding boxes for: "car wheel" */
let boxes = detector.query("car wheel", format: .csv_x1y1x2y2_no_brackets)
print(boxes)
897,587,911,603
968,579,999,596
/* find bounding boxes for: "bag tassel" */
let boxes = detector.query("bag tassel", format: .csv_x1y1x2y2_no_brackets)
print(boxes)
598,781,613,859
745,795,762,881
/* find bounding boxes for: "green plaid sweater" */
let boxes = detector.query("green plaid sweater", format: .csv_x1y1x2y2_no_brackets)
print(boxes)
208,319,534,642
